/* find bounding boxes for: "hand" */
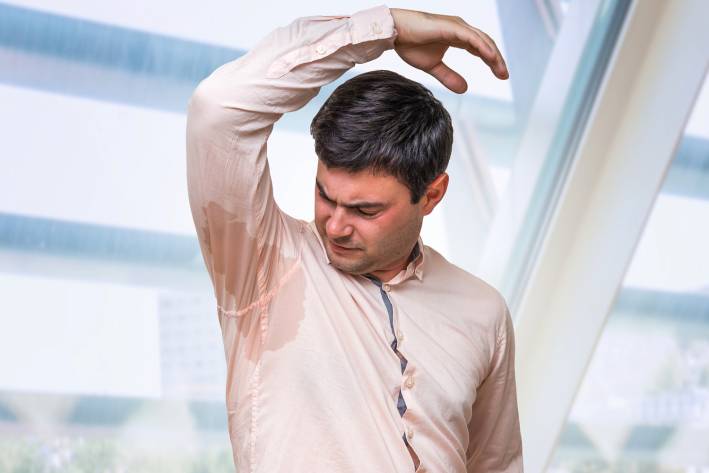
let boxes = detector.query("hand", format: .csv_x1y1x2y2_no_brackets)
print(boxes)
389,8,508,94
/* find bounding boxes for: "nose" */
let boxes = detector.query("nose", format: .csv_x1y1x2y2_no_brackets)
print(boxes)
326,207,353,241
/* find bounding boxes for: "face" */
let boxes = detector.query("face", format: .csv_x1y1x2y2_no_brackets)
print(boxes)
314,161,442,279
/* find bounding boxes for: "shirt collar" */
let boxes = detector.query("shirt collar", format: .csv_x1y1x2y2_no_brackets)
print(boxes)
307,220,424,282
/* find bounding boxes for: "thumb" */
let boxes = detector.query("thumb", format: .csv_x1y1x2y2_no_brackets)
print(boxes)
428,61,468,94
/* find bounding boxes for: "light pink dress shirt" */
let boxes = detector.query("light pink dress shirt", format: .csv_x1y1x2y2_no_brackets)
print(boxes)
185,5,523,472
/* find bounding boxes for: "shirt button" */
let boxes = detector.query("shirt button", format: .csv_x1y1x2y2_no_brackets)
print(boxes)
371,22,382,34
407,427,414,440
382,283,391,292
315,44,326,55
405,375,415,389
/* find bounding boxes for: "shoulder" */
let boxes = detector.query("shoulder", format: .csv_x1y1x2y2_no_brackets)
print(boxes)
422,244,510,331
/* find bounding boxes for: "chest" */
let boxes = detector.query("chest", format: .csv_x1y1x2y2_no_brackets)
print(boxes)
260,267,493,424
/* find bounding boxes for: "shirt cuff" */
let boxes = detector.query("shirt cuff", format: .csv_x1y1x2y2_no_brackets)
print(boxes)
264,5,397,79
350,5,397,45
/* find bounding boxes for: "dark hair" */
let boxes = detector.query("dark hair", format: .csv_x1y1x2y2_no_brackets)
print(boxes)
310,70,453,204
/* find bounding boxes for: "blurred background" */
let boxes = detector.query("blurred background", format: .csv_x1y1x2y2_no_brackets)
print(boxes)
0,0,707,471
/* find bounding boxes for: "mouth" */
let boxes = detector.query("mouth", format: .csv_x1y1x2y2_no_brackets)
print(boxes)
329,240,360,253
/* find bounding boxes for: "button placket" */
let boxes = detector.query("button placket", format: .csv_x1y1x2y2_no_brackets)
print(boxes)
387,290,410,366
385,291,421,472
366,275,420,470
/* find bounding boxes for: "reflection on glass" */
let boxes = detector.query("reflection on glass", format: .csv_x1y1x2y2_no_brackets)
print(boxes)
549,74,709,471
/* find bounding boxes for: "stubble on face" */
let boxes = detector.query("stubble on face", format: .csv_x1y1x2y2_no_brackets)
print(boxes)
316,211,422,277
314,160,426,279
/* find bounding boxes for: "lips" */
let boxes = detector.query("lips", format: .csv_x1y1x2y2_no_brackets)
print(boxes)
329,240,358,252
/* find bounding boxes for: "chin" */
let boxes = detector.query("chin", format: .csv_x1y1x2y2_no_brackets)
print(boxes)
329,254,369,275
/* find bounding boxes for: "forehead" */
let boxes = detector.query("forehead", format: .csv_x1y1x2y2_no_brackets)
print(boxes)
315,161,408,202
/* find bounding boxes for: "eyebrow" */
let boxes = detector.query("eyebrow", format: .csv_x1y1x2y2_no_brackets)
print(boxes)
316,180,387,209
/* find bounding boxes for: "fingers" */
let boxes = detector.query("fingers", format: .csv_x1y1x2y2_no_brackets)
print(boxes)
471,27,508,79
428,61,468,94
461,28,508,80
443,17,509,80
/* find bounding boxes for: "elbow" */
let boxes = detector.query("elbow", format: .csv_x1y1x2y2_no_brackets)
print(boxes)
187,71,263,137
187,78,220,125
186,76,238,141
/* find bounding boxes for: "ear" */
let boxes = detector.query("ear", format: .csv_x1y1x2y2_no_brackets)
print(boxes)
421,173,449,216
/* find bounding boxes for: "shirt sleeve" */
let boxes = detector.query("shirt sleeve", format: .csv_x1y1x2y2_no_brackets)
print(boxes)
466,301,524,472
185,6,397,326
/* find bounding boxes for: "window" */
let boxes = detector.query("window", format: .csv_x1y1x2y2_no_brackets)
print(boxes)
0,1,631,469
549,72,709,472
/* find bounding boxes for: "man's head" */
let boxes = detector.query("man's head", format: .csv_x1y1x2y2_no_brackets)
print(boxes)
310,70,453,278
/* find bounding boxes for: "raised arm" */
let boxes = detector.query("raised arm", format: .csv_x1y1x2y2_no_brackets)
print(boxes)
185,5,509,324
185,6,398,322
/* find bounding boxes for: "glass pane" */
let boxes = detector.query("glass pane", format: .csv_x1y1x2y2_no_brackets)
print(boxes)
0,1,630,470
549,73,709,471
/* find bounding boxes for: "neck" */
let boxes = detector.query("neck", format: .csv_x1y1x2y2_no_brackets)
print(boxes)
366,242,419,283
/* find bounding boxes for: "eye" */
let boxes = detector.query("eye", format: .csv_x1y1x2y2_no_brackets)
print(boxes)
318,191,333,203
357,208,379,217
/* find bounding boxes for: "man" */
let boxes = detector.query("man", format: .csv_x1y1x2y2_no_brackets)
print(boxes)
186,5,522,472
